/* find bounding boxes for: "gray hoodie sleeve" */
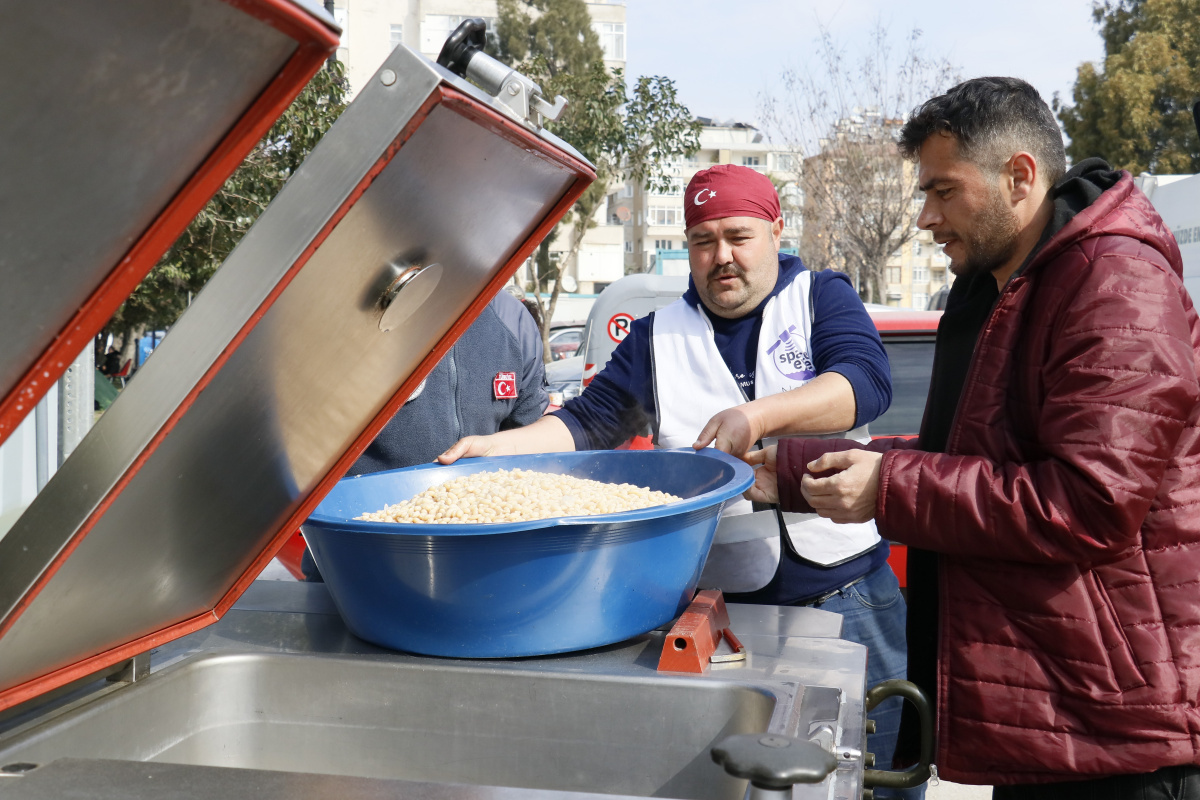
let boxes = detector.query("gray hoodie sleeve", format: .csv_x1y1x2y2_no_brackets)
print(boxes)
491,291,548,427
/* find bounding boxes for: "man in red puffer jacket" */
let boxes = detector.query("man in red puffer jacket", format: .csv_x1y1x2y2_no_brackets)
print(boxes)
744,77,1200,797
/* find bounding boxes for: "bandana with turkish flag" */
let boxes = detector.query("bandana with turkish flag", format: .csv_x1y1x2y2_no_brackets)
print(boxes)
683,164,782,231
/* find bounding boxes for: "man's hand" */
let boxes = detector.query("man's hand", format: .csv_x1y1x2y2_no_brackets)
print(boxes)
800,450,882,524
436,415,576,464
740,446,779,504
694,405,763,455
437,434,512,464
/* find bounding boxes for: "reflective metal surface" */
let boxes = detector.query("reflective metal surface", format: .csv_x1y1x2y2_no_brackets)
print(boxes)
0,45,592,701
0,0,335,442
0,759,633,800
0,653,771,798
0,583,868,800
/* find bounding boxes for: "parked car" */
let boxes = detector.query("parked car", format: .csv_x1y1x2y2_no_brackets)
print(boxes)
865,310,939,437
547,324,585,361
545,354,585,411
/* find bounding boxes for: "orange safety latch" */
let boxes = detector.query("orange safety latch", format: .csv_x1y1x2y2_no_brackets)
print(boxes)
658,589,744,673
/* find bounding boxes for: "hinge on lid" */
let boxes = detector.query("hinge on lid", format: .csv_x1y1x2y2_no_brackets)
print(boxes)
435,19,568,130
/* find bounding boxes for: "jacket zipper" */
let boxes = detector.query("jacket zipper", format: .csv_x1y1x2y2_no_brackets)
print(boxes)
932,274,1020,772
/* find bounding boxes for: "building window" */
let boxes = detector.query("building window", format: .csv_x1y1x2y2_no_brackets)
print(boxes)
647,205,683,226
887,267,902,284
389,24,404,49
742,156,760,167
624,240,633,253
911,239,922,256
654,239,674,250
912,292,930,310
912,265,929,283
593,22,625,60
775,153,794,171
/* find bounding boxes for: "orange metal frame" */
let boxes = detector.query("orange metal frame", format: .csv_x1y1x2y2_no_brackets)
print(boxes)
0,86,595,713
0,0,339,446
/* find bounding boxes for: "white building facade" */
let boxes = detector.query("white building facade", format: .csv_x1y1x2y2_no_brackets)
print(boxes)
885,225,954,310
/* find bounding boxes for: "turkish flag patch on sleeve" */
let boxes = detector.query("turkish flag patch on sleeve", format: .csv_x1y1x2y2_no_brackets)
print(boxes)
493,371,518,400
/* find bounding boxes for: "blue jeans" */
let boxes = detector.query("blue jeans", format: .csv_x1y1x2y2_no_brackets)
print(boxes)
792,563,926,800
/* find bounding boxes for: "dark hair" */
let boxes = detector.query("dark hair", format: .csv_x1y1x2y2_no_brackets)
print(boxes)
521,298,544,329
899,77,1066,185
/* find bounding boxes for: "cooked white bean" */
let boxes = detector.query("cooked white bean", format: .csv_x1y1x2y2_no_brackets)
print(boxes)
355,468,681,524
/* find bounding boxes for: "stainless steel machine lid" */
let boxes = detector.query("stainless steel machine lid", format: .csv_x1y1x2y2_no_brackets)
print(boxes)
0,39,595,712
0,0,340,446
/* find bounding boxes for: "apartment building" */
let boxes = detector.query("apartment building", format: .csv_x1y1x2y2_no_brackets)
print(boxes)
621,120,801,277
884,226,953,310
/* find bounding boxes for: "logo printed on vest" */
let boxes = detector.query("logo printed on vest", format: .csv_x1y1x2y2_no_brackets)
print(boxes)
766,325,815,381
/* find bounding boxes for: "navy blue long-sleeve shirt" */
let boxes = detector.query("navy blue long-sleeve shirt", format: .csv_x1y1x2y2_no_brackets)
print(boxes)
556,255,891,447
553,255,894,604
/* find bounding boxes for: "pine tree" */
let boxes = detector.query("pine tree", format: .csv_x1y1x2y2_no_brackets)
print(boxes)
1058,0,1200,174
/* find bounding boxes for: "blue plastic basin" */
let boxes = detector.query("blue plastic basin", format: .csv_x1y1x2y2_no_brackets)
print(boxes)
301,449,754,657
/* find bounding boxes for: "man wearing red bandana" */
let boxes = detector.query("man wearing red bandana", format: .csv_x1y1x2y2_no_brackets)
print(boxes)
441,164,915,794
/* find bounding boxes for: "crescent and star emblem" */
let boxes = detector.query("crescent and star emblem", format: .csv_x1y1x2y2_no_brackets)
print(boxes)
693,189,717,206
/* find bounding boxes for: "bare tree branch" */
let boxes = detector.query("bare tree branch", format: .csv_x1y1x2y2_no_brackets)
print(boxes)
759,23,958,303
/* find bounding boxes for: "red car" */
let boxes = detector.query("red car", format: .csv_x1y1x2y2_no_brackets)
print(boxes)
864,309,941,586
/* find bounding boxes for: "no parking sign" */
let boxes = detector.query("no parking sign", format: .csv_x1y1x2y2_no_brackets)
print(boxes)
607,313,634,343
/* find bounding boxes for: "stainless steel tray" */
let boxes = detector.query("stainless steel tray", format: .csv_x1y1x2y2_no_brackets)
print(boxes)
0,583,867,800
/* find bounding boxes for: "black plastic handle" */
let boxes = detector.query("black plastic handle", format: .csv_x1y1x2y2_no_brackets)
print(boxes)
436,18,487,76
711,733,838,790
862,679,933,790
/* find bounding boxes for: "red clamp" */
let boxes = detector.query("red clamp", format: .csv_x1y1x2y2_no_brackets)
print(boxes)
658,589,743,673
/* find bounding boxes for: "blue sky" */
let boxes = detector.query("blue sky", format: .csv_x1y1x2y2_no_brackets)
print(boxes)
623,1,1106,137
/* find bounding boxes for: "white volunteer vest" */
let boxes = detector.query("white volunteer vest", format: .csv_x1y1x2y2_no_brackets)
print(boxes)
651,270,880,593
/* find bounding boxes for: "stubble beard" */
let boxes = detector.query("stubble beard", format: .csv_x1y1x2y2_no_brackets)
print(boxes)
948,186,1022,279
